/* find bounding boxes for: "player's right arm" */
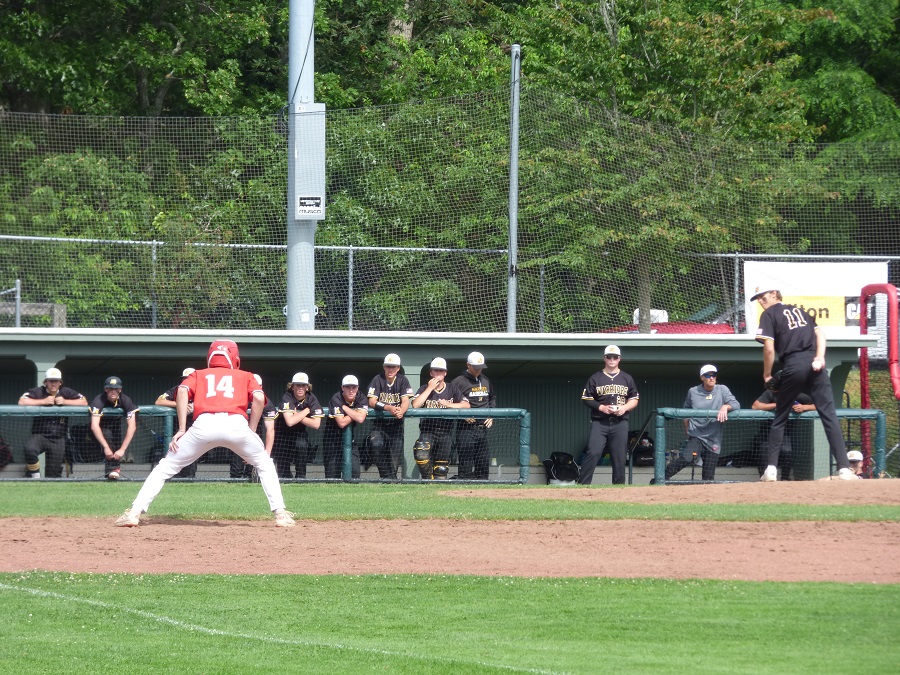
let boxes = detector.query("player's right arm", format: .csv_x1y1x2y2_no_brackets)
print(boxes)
248,390,265,431
812,327,827,371
90,413,114,459
761,339,776,383
156,395,176,408
18,390,53,406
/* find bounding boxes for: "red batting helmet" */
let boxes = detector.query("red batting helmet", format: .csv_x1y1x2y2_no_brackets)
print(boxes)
207,339,240,369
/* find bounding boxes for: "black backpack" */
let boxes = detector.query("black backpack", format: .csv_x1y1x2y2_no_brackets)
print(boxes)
0,435,11,470
542,452,580,484
629,431,655,467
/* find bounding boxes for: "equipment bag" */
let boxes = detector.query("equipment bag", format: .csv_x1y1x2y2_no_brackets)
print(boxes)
542,451,580,485
0,435,11,470
628,431,655,467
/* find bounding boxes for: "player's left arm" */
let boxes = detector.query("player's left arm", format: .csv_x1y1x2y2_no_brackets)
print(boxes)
263,418,275,455
59,391,87,406
344,400,368,425
117,411,137,458
717,387,739,422
812,328,827,371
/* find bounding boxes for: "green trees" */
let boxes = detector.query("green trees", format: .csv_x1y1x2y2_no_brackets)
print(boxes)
0,0,898,331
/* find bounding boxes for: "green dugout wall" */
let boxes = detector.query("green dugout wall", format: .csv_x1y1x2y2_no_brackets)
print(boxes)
0,329,878,474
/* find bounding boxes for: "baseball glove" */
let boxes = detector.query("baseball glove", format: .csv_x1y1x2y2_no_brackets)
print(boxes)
765,370,783,392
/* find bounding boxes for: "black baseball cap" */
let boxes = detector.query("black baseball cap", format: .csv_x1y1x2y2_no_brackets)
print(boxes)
104,376,124,389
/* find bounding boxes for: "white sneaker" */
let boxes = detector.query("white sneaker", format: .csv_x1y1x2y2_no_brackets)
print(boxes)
274,509,296,528
27,472,41,479
838,468,857,481
107,469,121,480
760,466,777,482
114,509,140,527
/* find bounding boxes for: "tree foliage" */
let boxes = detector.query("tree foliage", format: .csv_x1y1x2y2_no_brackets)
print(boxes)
0,0,898,331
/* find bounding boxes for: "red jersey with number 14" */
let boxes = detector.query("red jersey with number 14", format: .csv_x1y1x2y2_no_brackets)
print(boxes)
179,368,263,419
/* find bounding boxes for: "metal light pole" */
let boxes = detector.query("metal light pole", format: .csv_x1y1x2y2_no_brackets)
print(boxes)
286,0,325,329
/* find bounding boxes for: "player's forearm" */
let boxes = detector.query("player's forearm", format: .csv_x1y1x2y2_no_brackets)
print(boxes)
815,329,827,361
61,397,87,406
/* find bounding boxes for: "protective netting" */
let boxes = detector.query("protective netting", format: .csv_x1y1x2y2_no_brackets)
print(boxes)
0,409,528,483
1,83,898,331
655,414,871,482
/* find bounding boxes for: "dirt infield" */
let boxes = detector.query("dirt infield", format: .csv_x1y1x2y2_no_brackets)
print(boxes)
2,481,898,583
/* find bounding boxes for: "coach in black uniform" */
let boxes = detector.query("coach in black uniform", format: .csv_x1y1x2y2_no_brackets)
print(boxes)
752,289,854,481
451,351,496,480
367,354,413,479
579,345,640,484
18,368,87,478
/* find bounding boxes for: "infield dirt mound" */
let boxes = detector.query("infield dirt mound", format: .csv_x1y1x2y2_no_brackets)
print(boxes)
2,481,897,583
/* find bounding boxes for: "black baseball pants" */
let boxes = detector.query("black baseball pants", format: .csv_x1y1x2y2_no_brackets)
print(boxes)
767,351,849,471
579,417,629,485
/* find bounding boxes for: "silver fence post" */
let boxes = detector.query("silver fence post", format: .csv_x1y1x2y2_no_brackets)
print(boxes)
507,44,521,333
15,279,21,328
348,246,354,330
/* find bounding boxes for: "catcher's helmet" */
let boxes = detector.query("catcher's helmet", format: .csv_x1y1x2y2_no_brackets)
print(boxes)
208,339,240,369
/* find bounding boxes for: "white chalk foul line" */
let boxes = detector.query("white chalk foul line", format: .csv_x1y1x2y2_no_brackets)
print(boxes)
0,581,563,675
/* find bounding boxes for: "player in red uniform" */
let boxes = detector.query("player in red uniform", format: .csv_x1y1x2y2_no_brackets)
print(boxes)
115,340,295,527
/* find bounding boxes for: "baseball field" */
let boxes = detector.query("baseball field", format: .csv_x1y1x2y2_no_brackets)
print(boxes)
1,480,898,673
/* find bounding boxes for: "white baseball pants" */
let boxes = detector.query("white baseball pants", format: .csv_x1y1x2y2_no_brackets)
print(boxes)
131,412,286,515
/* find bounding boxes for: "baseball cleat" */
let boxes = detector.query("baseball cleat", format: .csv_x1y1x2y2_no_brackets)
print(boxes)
114,509,140,527
760,466,777,482
274,509,296,528
837,468,856,481
107,469,121,480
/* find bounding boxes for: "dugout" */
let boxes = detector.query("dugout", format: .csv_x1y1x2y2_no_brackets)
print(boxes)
0,328,878,481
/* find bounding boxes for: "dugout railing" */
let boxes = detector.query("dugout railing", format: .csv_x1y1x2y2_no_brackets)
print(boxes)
653,407,887,484
0,405,532,483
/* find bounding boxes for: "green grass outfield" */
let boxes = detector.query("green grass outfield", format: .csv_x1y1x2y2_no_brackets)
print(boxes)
1,483,897,674
1,481,899,522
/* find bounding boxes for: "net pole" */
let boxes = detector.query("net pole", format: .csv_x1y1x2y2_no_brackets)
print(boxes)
654,411,666,484
875,410,887,476
506,44,521,333
518,411,531,483
342,425,353,482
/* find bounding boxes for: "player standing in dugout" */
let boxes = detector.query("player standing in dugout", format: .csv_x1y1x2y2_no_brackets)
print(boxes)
450,351,496,480
752,289,855,481
578,345,640,485
366,354,414,480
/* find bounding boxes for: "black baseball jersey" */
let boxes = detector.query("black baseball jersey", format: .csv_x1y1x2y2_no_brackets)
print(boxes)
581,370,640,421
89,392,139,429
160,383,196,429
367,373,414,422
326,390,369,428
415,381,465,434
756,302,817,360
275,390,324,440
450,370,495,410
756,390,813,407
20,385,85,437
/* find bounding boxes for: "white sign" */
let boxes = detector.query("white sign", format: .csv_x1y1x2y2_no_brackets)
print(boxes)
744,261,887,337
296,195,324,218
